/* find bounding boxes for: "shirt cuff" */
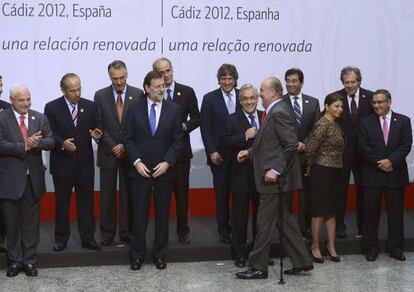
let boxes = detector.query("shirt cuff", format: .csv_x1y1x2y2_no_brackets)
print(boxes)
133,158,141,166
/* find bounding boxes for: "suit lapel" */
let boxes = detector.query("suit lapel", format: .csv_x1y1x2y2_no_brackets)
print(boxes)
155,101,169,136
122,85,135,123
59,97,76,130
28,110,36,137
106,87,119,122
387,112,398,147
238,111,251,130
6,109,24,142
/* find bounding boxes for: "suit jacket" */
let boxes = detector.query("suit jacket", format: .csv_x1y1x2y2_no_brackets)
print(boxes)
0,108,54,200
123,97,183,180
44,96,101,178
221,110,263,192
335,87,374,162
249,100,302,194
359,112,412,188
200,88,241,167
94,84,143,169
283,94,320,165
170,82,200,161
0,100,10,112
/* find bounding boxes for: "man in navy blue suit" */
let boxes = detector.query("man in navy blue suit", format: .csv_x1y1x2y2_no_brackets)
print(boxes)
221,84,263,267
200,64,241,244
334,66,374,238
44,73,103,252
123,71,182,271
0,75,10,253
359,89,412,262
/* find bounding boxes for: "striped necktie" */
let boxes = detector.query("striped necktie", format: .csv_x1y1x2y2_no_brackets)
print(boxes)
293,96,302,127
71,103,78,126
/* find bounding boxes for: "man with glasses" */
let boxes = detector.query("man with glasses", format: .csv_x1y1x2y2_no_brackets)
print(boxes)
359,89,412,262
334,66,374,238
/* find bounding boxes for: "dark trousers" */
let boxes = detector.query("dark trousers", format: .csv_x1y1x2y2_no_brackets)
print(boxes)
337,161,364,234
248,192,311,272
53,175,96,244
0,207,5,245
210,166,231,233
231,191,259,258
288,173,311,235
99,158,132,240
172,160,190,236
2,177,40,265
129,177,172,261
363,186,405,252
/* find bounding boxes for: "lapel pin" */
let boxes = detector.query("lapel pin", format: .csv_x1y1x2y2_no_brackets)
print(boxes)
305,100,309,103
394,118,397,122
177,92,181,96
362,94,366,98
31,116,35,120
0,108,3,112
129,96,132,100
80,108,84,113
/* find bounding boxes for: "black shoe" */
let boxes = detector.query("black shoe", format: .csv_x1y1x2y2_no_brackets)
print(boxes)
283,265,314,275
365,249,378,262
153,258,167,270
24,264,38,277
236,268,268,279
178,233,191,244
100,238,114,246
325,245,341,262
312,254,325,264
6,263,22,277
218,232,231,244
336,229,346,239
0,244,7,253
130,259,143,271
268,259,275,266
53,243,66,252
235,257,246,268
120,236,131,245
390,250,406,261
81,239,102,251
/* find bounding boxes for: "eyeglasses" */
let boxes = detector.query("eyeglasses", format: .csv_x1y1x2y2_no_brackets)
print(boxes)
371,100,388,105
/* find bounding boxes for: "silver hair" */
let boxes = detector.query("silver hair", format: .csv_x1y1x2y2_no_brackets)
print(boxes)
9,84,29,99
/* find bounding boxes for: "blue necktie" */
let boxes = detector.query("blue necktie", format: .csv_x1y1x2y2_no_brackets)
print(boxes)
150,103,157,135
166,89,172,102
226,93,235,114
293,96,302,127
249,114,258,130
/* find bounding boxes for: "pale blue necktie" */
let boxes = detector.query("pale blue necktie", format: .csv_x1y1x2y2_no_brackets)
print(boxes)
293,96,302,127
249,114,258,130
150,103,157,135
226,93,235,114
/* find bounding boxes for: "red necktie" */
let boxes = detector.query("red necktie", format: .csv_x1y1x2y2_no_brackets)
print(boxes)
260,110,267,126
116,91,123,122
19,115,28,142
350,94,358,123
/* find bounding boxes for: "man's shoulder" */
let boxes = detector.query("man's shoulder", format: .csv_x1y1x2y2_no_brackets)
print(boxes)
126,84,144,95
302,93,319,102
203,88,221,100
360,87,374,97
45,96,64,108
94,85,112,97
175,82,194,92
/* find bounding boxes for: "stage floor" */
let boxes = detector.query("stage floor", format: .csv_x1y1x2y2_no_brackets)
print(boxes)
1,211,414,269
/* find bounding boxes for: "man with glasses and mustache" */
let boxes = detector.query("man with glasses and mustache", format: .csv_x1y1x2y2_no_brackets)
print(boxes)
359,89,412,262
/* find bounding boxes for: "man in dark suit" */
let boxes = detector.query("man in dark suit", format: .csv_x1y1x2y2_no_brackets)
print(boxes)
0,84,54,277
200,64,241,244
359,89,412,262
44,73,103,252
282,68,320,239
153,57,200,244
236,77,312,280
0,75,10,253
334,66,374,238
221,84,262,268
94,60,144,246
123,71,182,271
